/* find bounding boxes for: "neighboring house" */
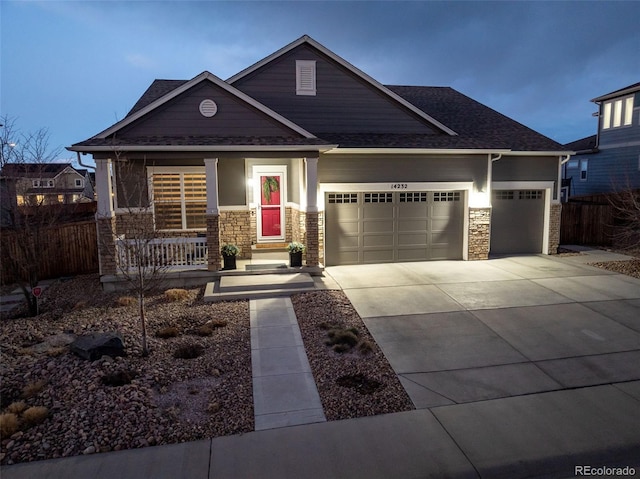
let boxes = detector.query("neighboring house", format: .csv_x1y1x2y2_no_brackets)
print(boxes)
0,162,95,206
69,35,570,280
563,82,640,199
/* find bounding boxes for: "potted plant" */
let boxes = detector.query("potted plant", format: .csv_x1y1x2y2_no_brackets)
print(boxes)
221,243,239,270
287,242,305,267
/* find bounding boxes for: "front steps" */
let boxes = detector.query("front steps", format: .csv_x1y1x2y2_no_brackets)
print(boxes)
204,272,320,302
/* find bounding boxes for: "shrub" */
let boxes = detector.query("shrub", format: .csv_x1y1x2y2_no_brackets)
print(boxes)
357,340,374,355
326,329,359,348
336,374,384,395
0,413,19,438
174,343,204,359
164,289,190,302
116,296,137,307
156,326,180,339
6,401,27,415
102,370,137,387
206,319,228,329
195,325,213,337
22,406,49,427
22,379,47,399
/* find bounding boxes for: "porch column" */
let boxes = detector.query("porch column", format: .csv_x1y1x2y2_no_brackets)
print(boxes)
304,157,319,266
94,158,117,275
204,158,221,270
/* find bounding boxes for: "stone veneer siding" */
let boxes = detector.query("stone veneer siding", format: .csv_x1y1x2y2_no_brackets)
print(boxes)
206,215,221,271
96,217,117,275
468,207,491,260
548,203,562,254
219,210,252,259
305,212,320,266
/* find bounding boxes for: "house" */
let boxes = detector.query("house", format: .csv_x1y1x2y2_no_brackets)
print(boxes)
562,82,640,200
0,162,95,206
68,35,570,282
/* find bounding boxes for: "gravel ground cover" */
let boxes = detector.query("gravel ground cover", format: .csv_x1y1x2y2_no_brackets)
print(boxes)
0,276,413,466
588,246,640,279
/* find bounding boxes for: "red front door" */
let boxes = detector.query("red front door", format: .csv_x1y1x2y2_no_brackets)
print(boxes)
260,175,282,238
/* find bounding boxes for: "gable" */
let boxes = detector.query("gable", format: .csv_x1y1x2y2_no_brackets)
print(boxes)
117,80,307,139
230,43,445,136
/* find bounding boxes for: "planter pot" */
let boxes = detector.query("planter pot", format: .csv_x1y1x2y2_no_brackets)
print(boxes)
222,254,237,270
289,251,303,267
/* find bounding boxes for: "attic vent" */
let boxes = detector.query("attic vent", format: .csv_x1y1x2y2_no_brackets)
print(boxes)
199,99,218,117
296,60,316,96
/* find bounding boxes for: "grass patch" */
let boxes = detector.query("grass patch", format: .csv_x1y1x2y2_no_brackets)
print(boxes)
164,289,190,302
21,406,49,427
116,296,137,307
6,401,27,415
173,343,204,359
156,326,180,339
0,413,19,438
22,379,47,399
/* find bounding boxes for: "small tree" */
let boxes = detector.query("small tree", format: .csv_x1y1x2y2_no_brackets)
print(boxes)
105,156,169,356
0,115,65,316
608,187,640,249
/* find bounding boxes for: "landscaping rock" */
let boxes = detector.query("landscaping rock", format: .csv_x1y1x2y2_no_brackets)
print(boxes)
71,332,126,361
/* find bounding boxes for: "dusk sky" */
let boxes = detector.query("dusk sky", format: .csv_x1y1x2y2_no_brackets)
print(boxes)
1,1,639,164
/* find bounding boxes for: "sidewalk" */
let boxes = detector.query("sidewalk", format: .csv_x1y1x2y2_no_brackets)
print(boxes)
3,382,639,478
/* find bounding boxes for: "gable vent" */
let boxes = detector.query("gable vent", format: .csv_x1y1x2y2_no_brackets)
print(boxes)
296,60,316,96
199,99,218,117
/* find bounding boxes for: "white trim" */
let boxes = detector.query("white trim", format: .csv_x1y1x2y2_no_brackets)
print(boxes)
491,181,554,255
91,71,317,140
68,144,337,153
219,205,251,211
227,35,458,136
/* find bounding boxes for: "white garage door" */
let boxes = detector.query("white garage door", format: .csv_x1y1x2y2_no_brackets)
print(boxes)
325,191,464,266
491,189,545,255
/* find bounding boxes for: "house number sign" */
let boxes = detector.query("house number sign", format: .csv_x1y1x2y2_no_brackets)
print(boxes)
390,183,408,189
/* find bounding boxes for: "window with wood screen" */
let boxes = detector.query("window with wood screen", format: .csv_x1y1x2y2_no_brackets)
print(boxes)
152,173,206,230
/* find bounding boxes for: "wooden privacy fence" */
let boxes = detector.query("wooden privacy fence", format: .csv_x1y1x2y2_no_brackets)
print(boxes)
1,220,99,284
560,202,615,246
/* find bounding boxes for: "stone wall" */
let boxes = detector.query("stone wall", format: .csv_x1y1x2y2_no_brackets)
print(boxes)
115,212,154,237
219,210,252,259
206,214,220,271
468,208,491,260
548,203,562,254
96,217,117,275
305,212,320,266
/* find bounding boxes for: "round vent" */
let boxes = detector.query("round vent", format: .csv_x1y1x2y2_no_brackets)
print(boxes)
199,99,218,117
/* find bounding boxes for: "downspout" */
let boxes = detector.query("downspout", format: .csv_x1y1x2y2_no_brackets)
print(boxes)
484,153,503,258
559,154,571,201
76,151,95,170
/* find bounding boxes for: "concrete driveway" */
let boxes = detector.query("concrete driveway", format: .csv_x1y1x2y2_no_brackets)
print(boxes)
325,251,640,408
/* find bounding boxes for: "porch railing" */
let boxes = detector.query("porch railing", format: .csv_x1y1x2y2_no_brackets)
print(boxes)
115,237,208,272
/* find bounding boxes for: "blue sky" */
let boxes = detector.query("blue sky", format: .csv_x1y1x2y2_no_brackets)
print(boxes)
1,0,639,163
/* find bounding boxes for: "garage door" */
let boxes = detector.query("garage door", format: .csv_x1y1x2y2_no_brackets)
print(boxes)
490,189,545,255
325,191,464,266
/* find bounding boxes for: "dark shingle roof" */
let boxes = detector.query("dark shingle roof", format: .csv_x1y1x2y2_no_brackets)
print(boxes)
386,86,566,151
76,80,567,152
127,80,189,117
1,163,75,178
564,134,597,153
592,82,640,102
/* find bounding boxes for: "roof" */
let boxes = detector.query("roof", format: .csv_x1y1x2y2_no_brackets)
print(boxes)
564,134,597,153
0,163,82,179
591,82,640,103
70,36,568,154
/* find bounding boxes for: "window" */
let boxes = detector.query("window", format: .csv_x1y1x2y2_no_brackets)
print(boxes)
580,159,588,181
152,173,206,230
399,192,427,202
364,192,392,203
75,178,84,187
567,159,579,169
328,193,357,204
519,190,542,200
602,95,634,129
494,191,514,200
296,60,316,96
433,191,461,202
32,179,54,188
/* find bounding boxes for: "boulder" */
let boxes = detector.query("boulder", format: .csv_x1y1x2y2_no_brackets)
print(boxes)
71,332,126,361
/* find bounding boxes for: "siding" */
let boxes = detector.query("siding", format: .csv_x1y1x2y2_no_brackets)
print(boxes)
118,81,302,138
232,44,439,135
318,154,487,188
566,146,640,197
599,102,640,147
492,155,559,197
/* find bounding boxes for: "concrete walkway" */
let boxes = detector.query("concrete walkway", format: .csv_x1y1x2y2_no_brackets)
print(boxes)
3,249,640,478
250,298,326,430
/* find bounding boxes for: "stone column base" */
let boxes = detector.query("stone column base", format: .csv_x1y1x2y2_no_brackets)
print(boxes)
305,212,319,266
548,203,562,254
468,208,491,260
206,214,221,271
96,216,117,275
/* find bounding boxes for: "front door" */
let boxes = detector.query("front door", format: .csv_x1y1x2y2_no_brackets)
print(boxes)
255,168,286,242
